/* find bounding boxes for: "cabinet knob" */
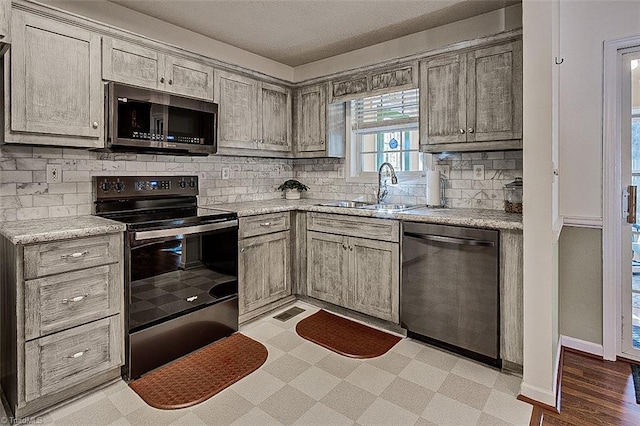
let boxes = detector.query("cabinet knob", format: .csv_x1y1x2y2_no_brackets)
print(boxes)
467,128,475,134
459,128,465,134
349,246,353,251
342,244,347,250
168,79,173,85
240,247,245,253
160,77,165,83
92,121,99,129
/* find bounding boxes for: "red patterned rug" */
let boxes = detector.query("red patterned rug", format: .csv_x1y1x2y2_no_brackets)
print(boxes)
296,309,401,358
129,333,267,409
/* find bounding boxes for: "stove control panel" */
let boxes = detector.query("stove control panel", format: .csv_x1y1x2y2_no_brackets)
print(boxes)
94,175,199,200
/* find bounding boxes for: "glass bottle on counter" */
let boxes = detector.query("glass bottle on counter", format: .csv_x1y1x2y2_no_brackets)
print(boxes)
503,177,523,213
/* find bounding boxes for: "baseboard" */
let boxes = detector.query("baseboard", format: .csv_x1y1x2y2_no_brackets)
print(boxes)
560,335,604,357
518,383,557,409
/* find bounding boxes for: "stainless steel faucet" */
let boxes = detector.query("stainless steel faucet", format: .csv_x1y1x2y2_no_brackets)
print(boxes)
377,162,398,203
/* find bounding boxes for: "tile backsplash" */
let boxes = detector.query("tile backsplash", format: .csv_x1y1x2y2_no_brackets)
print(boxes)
0,146,522,222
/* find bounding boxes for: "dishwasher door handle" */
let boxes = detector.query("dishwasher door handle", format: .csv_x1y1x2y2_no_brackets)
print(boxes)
403,232,495,247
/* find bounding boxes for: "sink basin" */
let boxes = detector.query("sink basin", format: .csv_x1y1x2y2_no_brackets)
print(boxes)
316,200,417,212
359,203,417,212
317,200,373,208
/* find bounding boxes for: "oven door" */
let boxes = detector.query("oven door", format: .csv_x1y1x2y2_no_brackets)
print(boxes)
126,219,238,333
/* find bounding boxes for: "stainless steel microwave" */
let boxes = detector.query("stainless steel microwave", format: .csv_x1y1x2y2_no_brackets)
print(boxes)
106,82,218,155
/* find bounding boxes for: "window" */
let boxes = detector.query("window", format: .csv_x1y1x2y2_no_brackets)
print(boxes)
348,89,422,179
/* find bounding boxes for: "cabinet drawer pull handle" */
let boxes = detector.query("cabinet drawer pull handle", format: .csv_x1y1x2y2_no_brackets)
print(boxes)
342,244,347,250
459,128,466,134
62,294,89,304
240,247,245,253
67,349,90,359
186,296,198,302
349,246,353,251
259,222,272,227
60,251,88,259
467,127,475,134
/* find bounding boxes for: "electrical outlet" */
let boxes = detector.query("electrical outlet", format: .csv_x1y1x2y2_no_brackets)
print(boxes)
221,167,230,180
435,165,450,180
46,164,61,183
337,166,345,179
473,164,485,180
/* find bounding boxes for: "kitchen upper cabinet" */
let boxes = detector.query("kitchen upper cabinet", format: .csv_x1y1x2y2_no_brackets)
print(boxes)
102,37,214,100
0,0,11,46
420,39,522,152
238,212,294,322
306,213,400,323
258,82,292,152
294,84,345,158
215,70,292,155
5,11,103,148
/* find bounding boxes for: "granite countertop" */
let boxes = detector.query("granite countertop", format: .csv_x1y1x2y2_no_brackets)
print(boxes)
206,198,523,231
0,216,126,245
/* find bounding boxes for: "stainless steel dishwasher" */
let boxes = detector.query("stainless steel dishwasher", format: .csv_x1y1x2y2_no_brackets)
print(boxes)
401,222,500,367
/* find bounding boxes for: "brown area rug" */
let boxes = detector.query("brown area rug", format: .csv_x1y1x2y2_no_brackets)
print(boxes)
129,333,267,409
295,309,401,358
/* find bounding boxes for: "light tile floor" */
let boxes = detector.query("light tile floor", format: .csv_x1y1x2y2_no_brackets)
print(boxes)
1,302,532,425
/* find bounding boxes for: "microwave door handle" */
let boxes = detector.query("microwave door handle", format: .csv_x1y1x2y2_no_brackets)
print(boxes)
134,219,238,241
403,232,495,247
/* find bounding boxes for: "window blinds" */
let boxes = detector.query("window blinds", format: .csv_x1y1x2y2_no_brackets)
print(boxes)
351,89,419,131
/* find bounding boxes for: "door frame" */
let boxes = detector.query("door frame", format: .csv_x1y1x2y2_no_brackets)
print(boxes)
603,35,640,361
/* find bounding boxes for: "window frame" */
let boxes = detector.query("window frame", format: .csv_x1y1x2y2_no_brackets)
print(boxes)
345,91,424,183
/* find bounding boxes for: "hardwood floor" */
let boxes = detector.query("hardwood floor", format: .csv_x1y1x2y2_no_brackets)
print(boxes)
533,349,640,425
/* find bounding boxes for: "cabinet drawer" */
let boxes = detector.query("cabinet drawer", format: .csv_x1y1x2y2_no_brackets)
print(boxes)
307,212,399,242
239,212,290,238
24,264,122,340
24,315,122,402
23,234,121,280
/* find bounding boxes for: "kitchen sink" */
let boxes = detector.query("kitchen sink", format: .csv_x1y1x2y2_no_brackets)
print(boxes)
317,200,374,208
316,200,418,212
359,203,417,212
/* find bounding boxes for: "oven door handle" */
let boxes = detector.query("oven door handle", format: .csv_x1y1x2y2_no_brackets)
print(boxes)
134,219,238,241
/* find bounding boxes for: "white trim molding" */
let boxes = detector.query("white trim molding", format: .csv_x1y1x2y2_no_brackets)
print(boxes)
560,335,604,357
562,216,603,229
602,35,640,362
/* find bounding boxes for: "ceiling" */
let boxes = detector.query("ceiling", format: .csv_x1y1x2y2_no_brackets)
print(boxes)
107,0,520,67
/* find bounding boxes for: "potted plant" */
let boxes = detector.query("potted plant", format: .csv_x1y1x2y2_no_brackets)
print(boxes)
277,179,310,200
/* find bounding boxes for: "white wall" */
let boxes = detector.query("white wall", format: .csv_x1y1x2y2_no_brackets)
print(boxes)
521,0,559,407
559,1,640,220
295,4,522,82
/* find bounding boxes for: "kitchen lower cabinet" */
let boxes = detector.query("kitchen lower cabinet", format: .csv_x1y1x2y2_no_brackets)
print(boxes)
6,10,103,148
306,213,400,323
0,232,124,418
238,213,293,322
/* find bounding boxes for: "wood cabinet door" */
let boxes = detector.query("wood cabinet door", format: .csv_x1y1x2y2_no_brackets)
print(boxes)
306,231,348,307
295,85,326,153
466,41,522,142
214,70,258,149
102,37,162,90
419,54,467,146
11,11,102,143
164,55,214,100
0,0,10,43
238,231,290,315
258,82,291,152
348,237,399,323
